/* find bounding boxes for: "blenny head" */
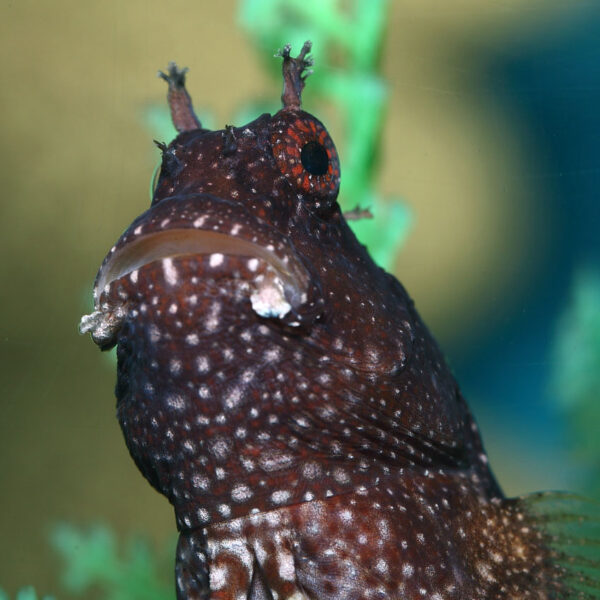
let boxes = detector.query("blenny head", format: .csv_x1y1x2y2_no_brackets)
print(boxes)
80,43,481,528
81,42,413,375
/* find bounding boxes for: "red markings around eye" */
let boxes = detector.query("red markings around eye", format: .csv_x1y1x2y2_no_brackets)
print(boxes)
271,113,340,197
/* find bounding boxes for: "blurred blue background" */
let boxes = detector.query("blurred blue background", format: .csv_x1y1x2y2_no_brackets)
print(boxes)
1,1,598,596
449,5,600,494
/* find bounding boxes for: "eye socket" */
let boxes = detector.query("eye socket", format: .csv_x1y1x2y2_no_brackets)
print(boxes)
271,111,340,198
301,141,329,175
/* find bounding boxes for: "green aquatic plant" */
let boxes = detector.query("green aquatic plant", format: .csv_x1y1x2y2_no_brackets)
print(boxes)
50,524,174,600
0,588,54,600
1,527,174,600
552,268,600,497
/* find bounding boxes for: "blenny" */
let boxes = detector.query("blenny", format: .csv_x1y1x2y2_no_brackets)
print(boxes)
81,43,599,599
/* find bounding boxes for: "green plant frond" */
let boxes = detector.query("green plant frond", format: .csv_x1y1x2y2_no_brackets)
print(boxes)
0,588,54,600
51,524,174,600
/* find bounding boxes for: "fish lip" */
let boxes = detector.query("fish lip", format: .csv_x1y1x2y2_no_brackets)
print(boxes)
92,193,310,313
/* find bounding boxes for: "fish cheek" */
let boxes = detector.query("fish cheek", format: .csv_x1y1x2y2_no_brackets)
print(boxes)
113,315,186,498
103,255,267,496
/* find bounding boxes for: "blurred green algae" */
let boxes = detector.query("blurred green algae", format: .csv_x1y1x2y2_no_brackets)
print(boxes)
0,588,54,600
552,269,600,498
50,525,174,600
2,526,174,600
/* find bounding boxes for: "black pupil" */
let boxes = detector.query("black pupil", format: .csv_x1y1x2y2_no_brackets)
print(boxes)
300,141,329,176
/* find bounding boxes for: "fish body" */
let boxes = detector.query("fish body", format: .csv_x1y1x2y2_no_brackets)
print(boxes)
81,43,599,599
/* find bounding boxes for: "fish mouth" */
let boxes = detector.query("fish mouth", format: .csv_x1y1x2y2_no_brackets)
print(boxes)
81,194,313,347
93,227,308,313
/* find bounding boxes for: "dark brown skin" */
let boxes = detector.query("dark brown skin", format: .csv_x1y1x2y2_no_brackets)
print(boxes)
82,43,578,599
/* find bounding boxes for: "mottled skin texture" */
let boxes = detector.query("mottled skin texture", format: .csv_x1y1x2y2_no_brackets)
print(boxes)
84,44,575,599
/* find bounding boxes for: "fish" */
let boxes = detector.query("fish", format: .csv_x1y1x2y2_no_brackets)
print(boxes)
80,42,600,599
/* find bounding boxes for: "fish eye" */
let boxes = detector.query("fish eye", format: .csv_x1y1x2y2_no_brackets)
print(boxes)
300,141,329,176
270,111,340,199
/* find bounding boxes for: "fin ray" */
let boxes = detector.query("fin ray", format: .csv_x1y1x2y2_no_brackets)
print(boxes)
519,491,600,599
